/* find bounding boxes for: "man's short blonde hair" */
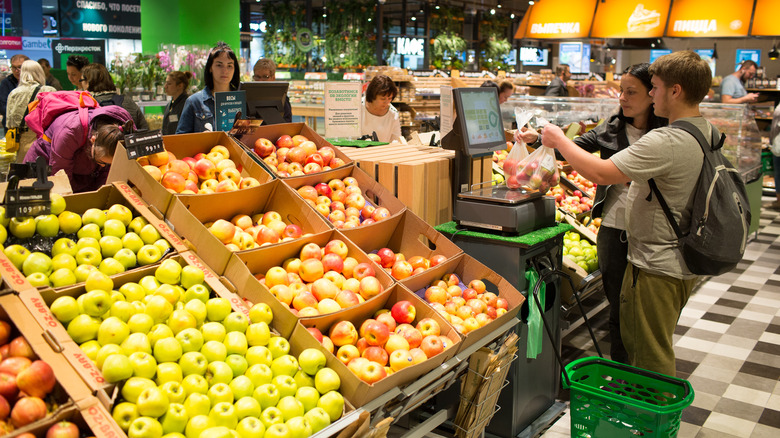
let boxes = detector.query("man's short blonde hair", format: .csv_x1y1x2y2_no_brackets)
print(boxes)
650,50,711,105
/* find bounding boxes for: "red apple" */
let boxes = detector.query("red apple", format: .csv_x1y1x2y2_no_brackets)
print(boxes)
11,396,47,427
254,138,276,158
319,147,336,165
46,421,80,438
352,263,376,281
361,320,389,346
416,318,441,338
391,261,414,280
282,224,303,239
372,207,391,222
391,301,416,324
336,345,360,366
16,361,55,399
0,357,31,376
362,346,388,366
0,321,10,346
8,337,34,360
430,254,447,267
357,360,387,384
375,312,397,333
424,286,448,305
305,153,325,167
420,335,444,358
359,276,383,300
276,134,294,148
399,328,423,349
0,394,8,421
329,321,358,347
0,373,18,401
376,248,396,268
306,327,324,343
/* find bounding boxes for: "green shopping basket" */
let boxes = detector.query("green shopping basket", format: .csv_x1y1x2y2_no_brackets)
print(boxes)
527,264,695,438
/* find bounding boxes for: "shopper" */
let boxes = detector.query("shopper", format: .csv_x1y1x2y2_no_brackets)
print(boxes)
480,80,515,104
162,71,192,135
721,60,759,104
544,64,570,97
516,63,667,364
24,106,134,193
360,74,402,142
540,50,713,376
1,54,30,130
66,55,90,90
177,42,241,134
37,59,63,90
81,63,149,131
252,58,293,123
5,60,56,163
769,105,780,210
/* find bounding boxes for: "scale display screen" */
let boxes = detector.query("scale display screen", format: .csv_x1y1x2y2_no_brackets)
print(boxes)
455,88,505,154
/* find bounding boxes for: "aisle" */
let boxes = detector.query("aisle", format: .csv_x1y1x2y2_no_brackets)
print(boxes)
542,199,780,438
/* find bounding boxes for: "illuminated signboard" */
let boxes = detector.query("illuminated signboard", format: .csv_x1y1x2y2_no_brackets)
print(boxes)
520,47,549,66
396,37,425,57
751,0,780,36
591,0,671,38
666,0,753,37
515,0,597,39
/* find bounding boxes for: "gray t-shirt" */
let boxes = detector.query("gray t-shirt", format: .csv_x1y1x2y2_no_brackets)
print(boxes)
721,74,747,100
610,116,709,279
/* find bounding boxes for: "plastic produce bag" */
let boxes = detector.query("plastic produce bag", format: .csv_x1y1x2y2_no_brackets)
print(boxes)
525,267,545,359
504,141,560,191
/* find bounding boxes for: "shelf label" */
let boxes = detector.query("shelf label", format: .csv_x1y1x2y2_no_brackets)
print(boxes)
2,157,52,218
215,91,247,133
324,81,362,139
124,130,165,160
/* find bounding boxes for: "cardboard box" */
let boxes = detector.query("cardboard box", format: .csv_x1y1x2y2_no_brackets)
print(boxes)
18,251,249,402
222,229,395,339
340,210,463,281
293,284,461,408
8,397,124,438
231,122,353,176
0,182,188,293
106,131,273,217
400,253,525,352
165,179,333,275
559,225,600,305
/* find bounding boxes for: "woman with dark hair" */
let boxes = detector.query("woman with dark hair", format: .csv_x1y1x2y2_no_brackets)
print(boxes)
66,55,89,90
517,63,667,364
162,71,193,135
81,63,149,131
177,42,240,134
480,80,515,104
360,74,402,142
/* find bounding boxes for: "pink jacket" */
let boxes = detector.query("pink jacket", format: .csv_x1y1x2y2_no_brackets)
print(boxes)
24,105,133,193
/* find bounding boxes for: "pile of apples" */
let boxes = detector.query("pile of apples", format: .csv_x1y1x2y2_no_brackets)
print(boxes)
256,239,384,316
545,186,593,215
253,134,346,177
139,146,264,194
565,170,596,198
368,247,448,281
491,142,512,170
0,319,58,433
563,231,599,274
579,216,602,235
207,211,311,252
420,275,509,335
47,259,346,438
296,177,392,229
309,300,453,384
503,156,560,192
1,196,168,288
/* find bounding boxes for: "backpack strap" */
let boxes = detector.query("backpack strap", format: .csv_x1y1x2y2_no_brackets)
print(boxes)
78,92,97,144
19,85,42,130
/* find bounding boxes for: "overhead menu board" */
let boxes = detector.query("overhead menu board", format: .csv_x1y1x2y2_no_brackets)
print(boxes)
591,0,671,38
750,0,780,36
514,0,597,39
665,0,753,37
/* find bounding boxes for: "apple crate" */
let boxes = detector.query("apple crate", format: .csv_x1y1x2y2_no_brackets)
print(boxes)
293,283,461,408
164,178,333,276
17,251,248,404
340,210,463,283
7,396,123,438
222,229,395,339
231,122,353,178
400,253,526,353
559,226,601,306
283,164,407,230
106,131,273,218
0,182,188,294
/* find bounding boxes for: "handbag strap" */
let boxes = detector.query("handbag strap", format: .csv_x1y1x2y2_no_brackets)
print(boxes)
19,85,42,130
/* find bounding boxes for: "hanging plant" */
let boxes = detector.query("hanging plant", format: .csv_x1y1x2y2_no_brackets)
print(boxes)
430,6,466,70
480,13,513,71
322,0,376,68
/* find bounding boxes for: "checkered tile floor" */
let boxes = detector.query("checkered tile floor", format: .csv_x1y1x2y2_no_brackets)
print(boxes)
542,198,780,438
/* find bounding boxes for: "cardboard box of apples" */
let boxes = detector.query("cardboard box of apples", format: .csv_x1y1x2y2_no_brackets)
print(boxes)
283,165,407,230
164,179,333,276
232,122,353,178
9,399,121,438
400,253,526,351
222,229,396,339
107,131,273,219
294,283,461,408
0,182,188,294
340,210,463,282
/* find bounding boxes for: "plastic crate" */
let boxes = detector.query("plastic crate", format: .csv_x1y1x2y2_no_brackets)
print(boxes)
563,357,694,438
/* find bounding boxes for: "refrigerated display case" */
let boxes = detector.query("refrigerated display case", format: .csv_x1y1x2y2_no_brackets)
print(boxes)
699,102,763,184
501,95,618,131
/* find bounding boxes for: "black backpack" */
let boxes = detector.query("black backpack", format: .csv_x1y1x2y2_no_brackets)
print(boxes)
648,120,750,276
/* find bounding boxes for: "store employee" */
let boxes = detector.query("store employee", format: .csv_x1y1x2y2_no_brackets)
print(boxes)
721,60,759,104
252,58,293,123
360,75,402,143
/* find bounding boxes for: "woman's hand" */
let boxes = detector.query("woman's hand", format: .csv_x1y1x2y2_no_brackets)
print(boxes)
541,124,568,149
513,126,539,144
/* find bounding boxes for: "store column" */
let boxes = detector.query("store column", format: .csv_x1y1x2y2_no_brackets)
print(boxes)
140,0,240,53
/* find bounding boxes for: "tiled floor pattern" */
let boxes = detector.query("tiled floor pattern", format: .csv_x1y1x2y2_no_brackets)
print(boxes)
541,199,780,438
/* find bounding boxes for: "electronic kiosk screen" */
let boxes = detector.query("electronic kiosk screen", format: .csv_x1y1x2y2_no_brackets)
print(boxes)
448,87,506,157
240,81,289,125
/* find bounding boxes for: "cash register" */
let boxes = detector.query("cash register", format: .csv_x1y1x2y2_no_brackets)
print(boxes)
442,87,555,235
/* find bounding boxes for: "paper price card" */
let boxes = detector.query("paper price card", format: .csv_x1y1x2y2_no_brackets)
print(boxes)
324,81,362,139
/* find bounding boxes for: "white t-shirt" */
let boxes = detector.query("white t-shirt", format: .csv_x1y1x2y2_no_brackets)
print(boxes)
600,124,642,230
360,103,402,143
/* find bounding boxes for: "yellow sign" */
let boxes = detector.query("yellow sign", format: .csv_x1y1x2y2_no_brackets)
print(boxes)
666,0,753,37
751,0,780,36
591,1,671,38
514,0,597,39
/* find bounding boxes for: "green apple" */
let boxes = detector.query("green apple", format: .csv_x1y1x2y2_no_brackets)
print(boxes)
264,424,291,438
259,406,284,429
22,251,52,276
314,368,340,394
0,223,5,246
110,300,135,322
121,332,153,355
156,362,183,385
81,207,106,227
9,216,35,238
96,344,124,369
201,322,226,343
272,375,297,399
201,340,228,363
179,351,208,376
154,336,183,363
148,323,175,347
102,352,133,383
245,323,270,348
208,383,234,407
98,316,130,346
35,213,60,237
51,253,77,271
160,381,187,404
130,300,146,314
128,416,163,438
295,386,320,413
223,313,249,335
120,282,146,301
145,295,174,324
245,364,273,388
112,401,140,432
206,361,234,386
160,402,188,434
166,310,196,337
181,374,208,395
223,331,248,357
234,396,261,421
67,313,100,343
99,257,126,276
52,237,78,257
236,416,265,438
81,289,113,316
176,328,205,354
129,216,149,234
139,275,161,294
163,430,189,438
26,272,50,287
58,211,83,234
106,203,133,225
180,265,205,289
276,396,304,422
252,383,280,410
155,284,182,305
122,376,157,403
112,248,137,270
225,354,248,378
0,206,8,227
3,244,30,270
76,236,101,252
50,295,80,323
99,235,123,257
73,263,98,282
270,355,299,378
183,284,210,303
298,348,327,376
137,244,163,265
156,259,183,285
127,313,155,334
317,390,344,422
80,339,101,360
199,426,233,438
229,375,255,400
184,414,213,438
140,223,162,244
285,416,313,438
154,238,172,255
103,218,127,238
293,370,315,389
122,232,144,253
206,298,232,322
75,246,102,267
267,337,290,359
184,299,207,326
245,346,273,367
128,351,158,379
49,193,66,215
85,270,113,292
303,408,330,434
77,222,103,240
184,393,211,418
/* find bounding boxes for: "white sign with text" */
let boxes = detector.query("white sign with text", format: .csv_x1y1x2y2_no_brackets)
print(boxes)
324,81,362,139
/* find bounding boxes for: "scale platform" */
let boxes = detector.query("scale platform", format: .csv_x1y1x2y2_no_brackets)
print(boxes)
454,186,556,235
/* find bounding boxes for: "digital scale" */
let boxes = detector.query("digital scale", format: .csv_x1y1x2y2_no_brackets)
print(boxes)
454,185,555,235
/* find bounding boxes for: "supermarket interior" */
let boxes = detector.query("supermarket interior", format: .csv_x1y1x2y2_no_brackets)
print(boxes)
0,1,779,438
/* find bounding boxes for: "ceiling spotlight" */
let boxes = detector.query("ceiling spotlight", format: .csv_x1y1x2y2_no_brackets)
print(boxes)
712,43,718,60
529,1,534,4
770,44,779,60
497,4,501,8
511,13,515,19
490,8,495,15
411,16,416,21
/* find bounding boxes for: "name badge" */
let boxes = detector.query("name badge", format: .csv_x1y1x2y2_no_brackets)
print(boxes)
169,114,179,122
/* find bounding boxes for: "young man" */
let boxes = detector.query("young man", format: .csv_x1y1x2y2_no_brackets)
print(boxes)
721,59,759,104
0,54,30,130
252,58,292,123
541,50,713,376
544,64,570,96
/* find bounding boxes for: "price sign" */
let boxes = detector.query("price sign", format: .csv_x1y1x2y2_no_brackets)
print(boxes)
3,157,53,218
124,130,165,160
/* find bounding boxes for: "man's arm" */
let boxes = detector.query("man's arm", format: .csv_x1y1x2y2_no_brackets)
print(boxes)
542,124,630,185
721,93,759,104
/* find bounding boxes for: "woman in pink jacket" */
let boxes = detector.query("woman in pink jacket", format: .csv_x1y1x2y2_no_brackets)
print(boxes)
24,105,134,193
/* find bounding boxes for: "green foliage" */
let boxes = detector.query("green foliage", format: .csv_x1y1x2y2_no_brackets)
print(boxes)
430,6,466,70
480,14,513,71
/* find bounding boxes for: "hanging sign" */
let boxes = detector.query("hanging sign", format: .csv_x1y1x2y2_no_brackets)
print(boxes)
591,1,671,38
296,28,315,52
396,37,425,57
666,0,753,37
324,82,362,139
750,0,780,36
514,0,597,39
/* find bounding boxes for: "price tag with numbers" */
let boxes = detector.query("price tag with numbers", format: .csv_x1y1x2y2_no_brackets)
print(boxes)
124,130,165,160
3,157,53,218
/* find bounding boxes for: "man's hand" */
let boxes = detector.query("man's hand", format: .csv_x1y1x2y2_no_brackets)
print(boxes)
541,124,568,149
745,92,759,103
513,126,539,144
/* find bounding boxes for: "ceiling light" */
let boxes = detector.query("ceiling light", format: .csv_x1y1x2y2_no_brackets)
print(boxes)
511,13,515,19
712,43,718,60
411,16,416,21
770,44,779,60
490,9,495,15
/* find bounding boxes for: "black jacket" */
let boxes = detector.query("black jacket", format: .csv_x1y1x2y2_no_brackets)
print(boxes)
0,75,19,129
162,93,189,135
544,77,568,97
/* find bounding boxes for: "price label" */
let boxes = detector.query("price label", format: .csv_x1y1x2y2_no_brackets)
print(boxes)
3,158,53,218
124,130,165,160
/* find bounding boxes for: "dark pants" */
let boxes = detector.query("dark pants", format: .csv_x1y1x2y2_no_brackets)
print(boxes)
596,225,629,363
774,155,780,197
